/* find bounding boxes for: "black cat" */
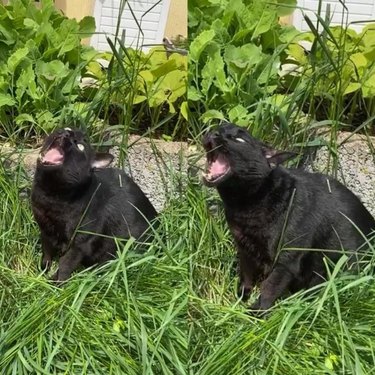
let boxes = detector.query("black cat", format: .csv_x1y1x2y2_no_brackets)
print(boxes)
31,128,157,282
202,122,375,313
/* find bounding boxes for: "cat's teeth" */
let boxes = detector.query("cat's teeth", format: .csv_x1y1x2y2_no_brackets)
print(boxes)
202,172,213,181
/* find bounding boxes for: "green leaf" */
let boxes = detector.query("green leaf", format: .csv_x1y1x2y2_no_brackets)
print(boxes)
287,43,307,64
278,25,302,43
151,59,178,79
0,18,17,45
200,109,225,123
79,16,96,38
350,53,367,70
0,93,15,107
188,87,202,101
7,46,29,73
201,48,227,95
344,82,361,95
58,34,80,56
190,29,215,62
23,18,39,31
251,3,278,39
16,63,36,101
133,95,147,104
224,44,263,70
36,60,70,81
362,72,375,97
228,104,251,125
180,101,188,121
150,70,187,107
15,113,35,125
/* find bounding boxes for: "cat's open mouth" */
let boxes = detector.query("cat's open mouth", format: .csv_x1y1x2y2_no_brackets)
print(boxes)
39,137,65,166
202,139,231,186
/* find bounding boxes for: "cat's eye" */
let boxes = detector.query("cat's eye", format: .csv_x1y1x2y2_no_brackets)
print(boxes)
77,143,85,152
235,137,246,143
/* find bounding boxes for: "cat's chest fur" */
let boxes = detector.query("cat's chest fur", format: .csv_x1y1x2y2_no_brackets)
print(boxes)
31,192,82,244
225,206,276,260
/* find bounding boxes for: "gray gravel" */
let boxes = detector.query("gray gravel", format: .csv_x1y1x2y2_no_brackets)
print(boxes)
308,131,375,217
111,135,189,212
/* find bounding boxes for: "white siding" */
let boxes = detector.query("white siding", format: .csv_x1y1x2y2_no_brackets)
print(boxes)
91,0,171,52
294,0,375,32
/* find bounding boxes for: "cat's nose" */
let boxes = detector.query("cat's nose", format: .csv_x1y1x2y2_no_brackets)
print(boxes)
62,129,73,138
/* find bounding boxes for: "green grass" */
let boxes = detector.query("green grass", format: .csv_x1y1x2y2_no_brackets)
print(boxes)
1,137,375,374
2,0,375,371
0,158,188,374
188,180,375,375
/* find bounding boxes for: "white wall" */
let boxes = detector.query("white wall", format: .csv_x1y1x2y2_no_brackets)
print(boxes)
91,0,171,51
294,0,375,32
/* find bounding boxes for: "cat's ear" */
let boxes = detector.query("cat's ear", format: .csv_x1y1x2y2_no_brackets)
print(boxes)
262,146,298,166
91,152,114,169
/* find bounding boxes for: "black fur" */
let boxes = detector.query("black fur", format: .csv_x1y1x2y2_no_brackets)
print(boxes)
31,128,157,282
202,123,375,313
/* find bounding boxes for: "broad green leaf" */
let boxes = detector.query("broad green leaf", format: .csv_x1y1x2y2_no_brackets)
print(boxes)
151,59,178,79
362,77,375,97
257,56,280,85
23,18,39,31
15,113,35,125
36,60,70,81
0,18,17,45
133,95,147,104
201,49,227,95
278,25,302,43
344,82,361,95
188,87,202,101
287,43,307,64
350,53,367,69
190,29,215,62
252,3,277,39
79,16,96,38
138,70,153,85
7,46,29,73
0,93,15,107
58,34,79,56
224,44,263,70
80,46,100,61
37,110,57,131
200,109,225,123
228,104,251,125
148,47,168,66
169,53,187,70
152,70,187,104
16,63,36,101
360,24,375,49
86,61,105,80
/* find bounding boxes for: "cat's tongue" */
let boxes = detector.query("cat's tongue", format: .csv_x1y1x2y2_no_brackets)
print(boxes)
42,147,64,164
209,155,228,176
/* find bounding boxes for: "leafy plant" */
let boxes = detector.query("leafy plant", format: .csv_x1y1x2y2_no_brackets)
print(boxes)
0,0,96,142
188,0,299,138
82,44,188,141
283,21,375,133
